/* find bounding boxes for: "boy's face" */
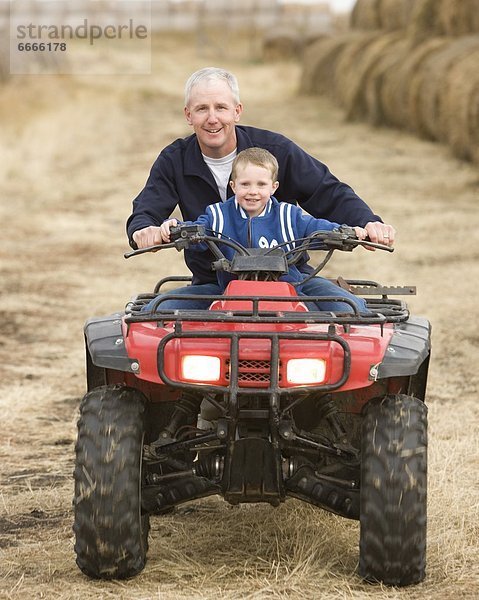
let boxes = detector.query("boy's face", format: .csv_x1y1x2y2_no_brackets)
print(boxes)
230,163,279,218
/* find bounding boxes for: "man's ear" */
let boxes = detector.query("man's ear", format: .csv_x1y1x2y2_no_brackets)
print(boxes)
234,103,243,122
184,106,193,126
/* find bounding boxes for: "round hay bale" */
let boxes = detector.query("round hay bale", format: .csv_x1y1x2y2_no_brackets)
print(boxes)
330,31,404,122
350,0,382,31
410,36,479,139
302,33,330,52
362,34,411,125
380,37,450,130
439,0,479,36
378,0,416,31
439,44,479,162
408,0,445,40
332,32,384,110
262,31,302,61
300,34,357,96
468,81,479,164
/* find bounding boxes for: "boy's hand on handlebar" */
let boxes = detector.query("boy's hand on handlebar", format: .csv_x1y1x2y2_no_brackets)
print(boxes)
364,221,396,251
159,219,178,243
353,226,368,241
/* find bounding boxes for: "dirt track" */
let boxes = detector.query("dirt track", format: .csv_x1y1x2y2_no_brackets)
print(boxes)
1,34,478,599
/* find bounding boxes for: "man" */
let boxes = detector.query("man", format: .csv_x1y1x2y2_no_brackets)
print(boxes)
127,67,395,287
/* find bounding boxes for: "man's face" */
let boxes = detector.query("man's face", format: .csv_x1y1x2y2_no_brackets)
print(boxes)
230,163,279,218
184,80,243,158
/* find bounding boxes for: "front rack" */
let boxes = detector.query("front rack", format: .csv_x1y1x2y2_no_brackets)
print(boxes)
124,276,411,327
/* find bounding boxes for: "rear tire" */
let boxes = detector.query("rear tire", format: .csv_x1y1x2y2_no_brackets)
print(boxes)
359,394,427,586
73,384,149,579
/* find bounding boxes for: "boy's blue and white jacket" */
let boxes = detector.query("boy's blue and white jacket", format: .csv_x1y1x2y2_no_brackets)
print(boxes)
188,196,341,290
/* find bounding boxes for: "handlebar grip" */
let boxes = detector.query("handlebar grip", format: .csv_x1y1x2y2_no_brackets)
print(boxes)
338,225,357,238
170,224,207,242
169,225,183,242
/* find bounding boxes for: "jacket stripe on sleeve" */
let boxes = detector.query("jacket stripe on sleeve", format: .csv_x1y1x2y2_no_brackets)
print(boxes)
279,202,296,251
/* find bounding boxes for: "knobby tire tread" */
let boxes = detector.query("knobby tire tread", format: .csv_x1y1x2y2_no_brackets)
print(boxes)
73,384,149,579
359,394,427,586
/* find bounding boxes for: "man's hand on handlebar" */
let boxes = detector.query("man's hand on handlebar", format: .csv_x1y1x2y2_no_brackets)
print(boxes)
132,221,178,248
132,226,163,248
364,221,396,250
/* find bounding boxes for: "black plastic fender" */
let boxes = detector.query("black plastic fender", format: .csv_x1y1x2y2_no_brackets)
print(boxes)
84,314,138,374
376,316,431,379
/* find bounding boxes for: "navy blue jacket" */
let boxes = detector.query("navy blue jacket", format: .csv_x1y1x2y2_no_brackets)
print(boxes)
127,125,382,283
191,196,340,289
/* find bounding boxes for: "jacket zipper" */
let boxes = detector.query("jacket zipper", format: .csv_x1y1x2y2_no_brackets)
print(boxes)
247,217,253,247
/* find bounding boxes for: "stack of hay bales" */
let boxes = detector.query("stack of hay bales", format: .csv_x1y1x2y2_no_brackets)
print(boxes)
262,30,308,61
262,30,327,62
301,0,479,164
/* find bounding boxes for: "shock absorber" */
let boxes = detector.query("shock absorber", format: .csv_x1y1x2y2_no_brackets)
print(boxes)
316,394,348,443
159,391,203,439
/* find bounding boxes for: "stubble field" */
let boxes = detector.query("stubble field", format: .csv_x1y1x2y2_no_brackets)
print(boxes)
0,33,478,599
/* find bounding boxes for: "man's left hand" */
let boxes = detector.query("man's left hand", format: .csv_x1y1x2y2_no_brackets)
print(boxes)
364,221,396,250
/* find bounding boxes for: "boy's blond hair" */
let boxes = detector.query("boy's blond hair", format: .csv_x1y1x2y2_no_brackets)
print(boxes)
231,148,279,182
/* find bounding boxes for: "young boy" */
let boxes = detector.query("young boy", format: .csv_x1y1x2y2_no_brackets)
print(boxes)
155,148,369,313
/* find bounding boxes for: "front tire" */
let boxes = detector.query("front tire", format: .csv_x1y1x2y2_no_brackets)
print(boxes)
73,384,149,579
359,394,427,586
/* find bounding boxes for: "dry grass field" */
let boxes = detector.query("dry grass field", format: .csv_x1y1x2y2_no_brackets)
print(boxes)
1,33,478,599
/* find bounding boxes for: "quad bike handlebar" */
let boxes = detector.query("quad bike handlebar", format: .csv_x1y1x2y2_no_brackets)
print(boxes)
124,224,393,281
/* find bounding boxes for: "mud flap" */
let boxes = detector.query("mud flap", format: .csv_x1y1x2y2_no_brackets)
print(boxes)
84,314,138,373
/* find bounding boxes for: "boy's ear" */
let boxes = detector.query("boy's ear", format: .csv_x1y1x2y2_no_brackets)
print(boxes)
273,180,279,192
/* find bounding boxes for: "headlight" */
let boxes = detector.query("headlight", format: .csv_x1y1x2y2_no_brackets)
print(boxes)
286,358,326,385
181,355,221,383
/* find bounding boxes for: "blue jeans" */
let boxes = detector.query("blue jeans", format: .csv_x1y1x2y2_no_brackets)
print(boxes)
142,283,223,311
142,278,367,314
299,277,368,313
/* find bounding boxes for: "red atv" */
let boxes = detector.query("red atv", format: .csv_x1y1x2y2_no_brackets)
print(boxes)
73,225,430,586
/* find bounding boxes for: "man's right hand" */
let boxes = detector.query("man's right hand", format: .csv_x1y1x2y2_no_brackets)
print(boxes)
132,226,165,248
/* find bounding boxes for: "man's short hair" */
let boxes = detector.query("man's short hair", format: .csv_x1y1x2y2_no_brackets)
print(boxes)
185,67,240,106
231,148,279,182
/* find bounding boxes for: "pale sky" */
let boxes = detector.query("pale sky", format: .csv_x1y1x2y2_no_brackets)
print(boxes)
329,0,355,11
30,0,358,13
283,0,356,11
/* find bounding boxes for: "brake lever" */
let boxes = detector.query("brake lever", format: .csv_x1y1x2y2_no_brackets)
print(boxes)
124,243,175,259
332,237,394,253
315,228,394,253
353,239,394,252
